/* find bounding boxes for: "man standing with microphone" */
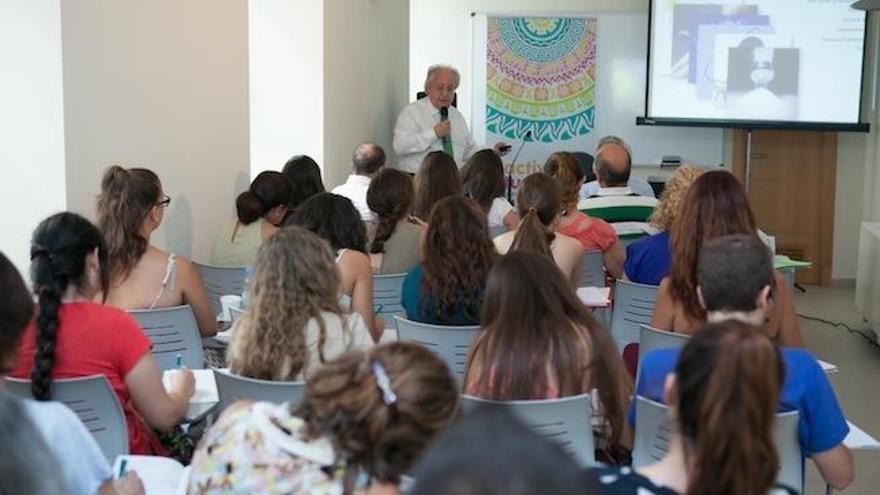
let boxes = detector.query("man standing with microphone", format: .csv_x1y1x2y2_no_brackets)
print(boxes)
394,64,509,174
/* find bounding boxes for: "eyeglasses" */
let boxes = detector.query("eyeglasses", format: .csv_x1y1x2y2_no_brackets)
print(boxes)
156,195,171,208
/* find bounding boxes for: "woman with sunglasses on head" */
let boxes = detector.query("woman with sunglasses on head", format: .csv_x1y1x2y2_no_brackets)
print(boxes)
96,165,217,337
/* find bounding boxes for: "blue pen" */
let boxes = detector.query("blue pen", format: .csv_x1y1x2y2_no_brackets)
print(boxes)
118,458,127,479
175,352,182,368
374,304,384,315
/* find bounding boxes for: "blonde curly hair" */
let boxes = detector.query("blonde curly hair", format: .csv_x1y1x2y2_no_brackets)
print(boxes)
649,165,703,231
227,226,346,380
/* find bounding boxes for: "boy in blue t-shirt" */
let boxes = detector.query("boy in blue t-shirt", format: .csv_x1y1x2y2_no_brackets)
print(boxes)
630,234,854,490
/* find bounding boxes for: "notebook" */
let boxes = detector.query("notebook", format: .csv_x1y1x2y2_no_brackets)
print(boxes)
577,287,612,307
113,455,191,495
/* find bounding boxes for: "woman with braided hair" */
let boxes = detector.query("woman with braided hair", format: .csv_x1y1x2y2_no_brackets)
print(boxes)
10,212,194,456
188,342,459,494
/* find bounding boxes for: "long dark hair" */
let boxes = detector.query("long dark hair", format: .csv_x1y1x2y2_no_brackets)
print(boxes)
95,165,161,283
421,196,495,323
413,151,462,220
282,155,325,210
0,252,34,374
29,213,109,400
669,171,757,321
288,193,367,253
236,171,292,225
466,251,630,445
510,173,561,259
676,320,784,495
367,169,415,254
462,149,504,214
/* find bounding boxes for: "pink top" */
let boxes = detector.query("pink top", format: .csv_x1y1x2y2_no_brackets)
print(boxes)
557,212,618,252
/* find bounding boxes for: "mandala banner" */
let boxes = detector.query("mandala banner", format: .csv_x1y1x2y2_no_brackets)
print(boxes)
485,16,597,187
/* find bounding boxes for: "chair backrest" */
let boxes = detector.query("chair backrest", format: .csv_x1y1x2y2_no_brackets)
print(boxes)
128,305,204,370
633,396,803,492
213,369,305,412
488,225,508,239
394,316,479,379
193,262,247,315
578,250,605,288
638,324,690,370
373,273,406,318
6,375,129,463
460,394,595,466
609,280,659,352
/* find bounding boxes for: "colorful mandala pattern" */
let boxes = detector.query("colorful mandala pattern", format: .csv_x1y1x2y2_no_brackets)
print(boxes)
486,17,597,143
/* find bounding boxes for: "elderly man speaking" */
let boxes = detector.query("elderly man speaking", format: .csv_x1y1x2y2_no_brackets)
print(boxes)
394,65,508,173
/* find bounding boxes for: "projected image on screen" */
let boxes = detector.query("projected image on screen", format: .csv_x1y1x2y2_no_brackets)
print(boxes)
646,0,866,127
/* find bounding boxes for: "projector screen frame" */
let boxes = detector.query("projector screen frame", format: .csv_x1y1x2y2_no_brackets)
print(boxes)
639,0,871,132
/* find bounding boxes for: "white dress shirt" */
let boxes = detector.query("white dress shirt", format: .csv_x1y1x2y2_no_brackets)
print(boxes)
393,97,477,173
332,174,374,222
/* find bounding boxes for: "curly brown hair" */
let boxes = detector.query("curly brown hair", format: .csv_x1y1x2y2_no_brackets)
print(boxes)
542,152,583,214
421,196,496,323
413,151,462,220
297,343,459,492
648,165,703,231
227,226,346,380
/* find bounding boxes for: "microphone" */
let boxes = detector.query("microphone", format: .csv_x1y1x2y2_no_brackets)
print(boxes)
440,106,448,121
507,130,532,203
439,106,453,157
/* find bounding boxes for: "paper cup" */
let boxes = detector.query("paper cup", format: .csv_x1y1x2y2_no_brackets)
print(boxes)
220,295,242,321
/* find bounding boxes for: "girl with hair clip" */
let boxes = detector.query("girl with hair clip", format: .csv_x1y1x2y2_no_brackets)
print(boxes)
412,150,463,221
651,170,803,347
544,151,625,278
96,165,217,337
594,320,794,495
10,212,195,456
289,193,384,341
366,168,422,275
227,227,373,380
188,343,459,495
212,170,292,267
401,195,496,325
461,149,518,230
465,251,632,457
493,173,583,285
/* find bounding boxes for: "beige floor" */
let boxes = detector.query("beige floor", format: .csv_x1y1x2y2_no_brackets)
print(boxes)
794,285,880,494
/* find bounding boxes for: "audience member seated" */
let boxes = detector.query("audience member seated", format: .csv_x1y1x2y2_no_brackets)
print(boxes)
544,151,625,278
0,251,144,495
289,193,383,340
10,212,195,456
95,166,217,338
188,343,458,494
281,154,325,220
227,227,372,380
331,142,386,222
493,173,582,285
465,251,631,456
580,136,655,199
633,235,853,490
624,165,702,285
211,170,291,267
411,406,599,495
413,150,462,221
367,168,422,274
599,321,792,494
651,171,804,347
402,196,495,325
462,149,518,230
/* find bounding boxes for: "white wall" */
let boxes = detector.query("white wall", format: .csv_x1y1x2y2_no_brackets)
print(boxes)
0,0,67,275
249,0,325,176
61,0,251,262
323,0,410,187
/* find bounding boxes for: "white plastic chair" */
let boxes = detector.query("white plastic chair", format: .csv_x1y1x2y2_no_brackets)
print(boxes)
578,250,605,288
373,273,406,320
193,262,248,315
460,394,596,466
229,306,245,323
637,324,690,371
609,280,659,352
213,369,306,412
6,375,129,463
632,396,803,492
488,225,508,238
128,305,204,370
394,316,480,380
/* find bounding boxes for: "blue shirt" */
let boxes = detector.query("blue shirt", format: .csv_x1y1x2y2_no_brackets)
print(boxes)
629,348,850,456
401,265,482,325
624,232,671,286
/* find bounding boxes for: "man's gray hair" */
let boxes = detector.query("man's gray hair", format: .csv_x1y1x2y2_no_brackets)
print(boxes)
425,64,461,89
596,135,632,167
